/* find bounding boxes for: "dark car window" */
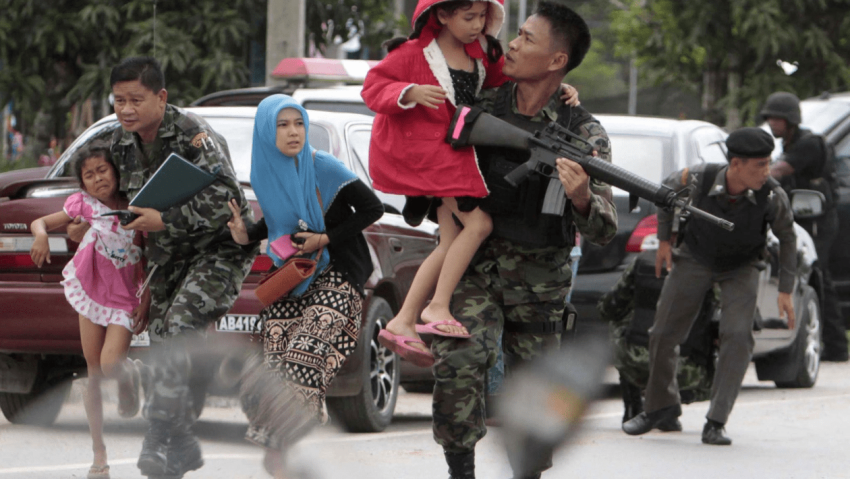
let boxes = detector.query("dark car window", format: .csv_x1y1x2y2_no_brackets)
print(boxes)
835,133,850,186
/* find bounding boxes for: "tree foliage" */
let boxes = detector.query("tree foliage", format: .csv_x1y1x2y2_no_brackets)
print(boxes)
610,0,850,126
0,0,264,161
306,0,400,58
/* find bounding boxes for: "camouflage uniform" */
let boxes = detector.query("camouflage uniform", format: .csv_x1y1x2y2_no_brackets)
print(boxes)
112,105,257,476
432,85,617,466
598,255,713,405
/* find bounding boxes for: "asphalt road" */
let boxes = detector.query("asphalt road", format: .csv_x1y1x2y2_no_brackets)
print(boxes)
1,362,849,479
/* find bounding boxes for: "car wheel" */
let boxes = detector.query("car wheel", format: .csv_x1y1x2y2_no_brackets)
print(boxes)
756,285,821,388
327,297,400,432
0,375,72,426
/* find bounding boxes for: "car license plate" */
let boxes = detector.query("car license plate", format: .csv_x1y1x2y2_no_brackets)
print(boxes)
216,315,261,333
131,331,150,347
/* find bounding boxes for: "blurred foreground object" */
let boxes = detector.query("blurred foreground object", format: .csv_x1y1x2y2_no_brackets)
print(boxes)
498,334,610,477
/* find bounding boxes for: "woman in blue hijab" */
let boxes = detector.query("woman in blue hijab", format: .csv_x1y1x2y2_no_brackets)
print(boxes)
227,94,383,475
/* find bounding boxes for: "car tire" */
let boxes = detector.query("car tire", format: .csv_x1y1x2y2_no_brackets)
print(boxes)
327,297,400,432
755,285,821,388
0,375,72,426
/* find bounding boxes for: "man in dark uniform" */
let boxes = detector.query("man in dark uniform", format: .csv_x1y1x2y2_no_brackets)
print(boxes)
70,57,256,479
431,3,617,478
622,127,797,446
762,91,848,362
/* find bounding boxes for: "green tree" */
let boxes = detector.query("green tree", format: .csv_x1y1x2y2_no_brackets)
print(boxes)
0,0,265,163
610,0,850,127
306,0,399,59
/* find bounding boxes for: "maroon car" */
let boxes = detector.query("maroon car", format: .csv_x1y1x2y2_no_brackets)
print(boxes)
0,107,437,432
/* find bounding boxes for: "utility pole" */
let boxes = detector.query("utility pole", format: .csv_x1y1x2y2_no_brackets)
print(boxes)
266,0,306,85
628,58,637,115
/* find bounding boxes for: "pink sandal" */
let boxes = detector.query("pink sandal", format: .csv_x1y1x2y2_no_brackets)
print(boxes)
415,320,471,339
377,330,435,368
87,464,110,479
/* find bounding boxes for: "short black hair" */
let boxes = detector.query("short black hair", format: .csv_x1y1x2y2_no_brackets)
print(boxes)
534,1,591,73
110,56,165,92
72,140,117,187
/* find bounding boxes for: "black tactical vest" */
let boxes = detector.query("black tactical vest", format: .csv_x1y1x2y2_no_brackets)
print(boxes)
477,83,595,248
783,129,839,211
683,163,779,271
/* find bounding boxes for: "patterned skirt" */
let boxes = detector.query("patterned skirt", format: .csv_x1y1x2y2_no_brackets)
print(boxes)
242,266,362,449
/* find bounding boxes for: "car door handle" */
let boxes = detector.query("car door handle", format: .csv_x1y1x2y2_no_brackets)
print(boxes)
388,238,403,252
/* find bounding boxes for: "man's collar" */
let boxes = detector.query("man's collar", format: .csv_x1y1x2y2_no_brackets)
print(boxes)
707,164,758,204
511,83,562,122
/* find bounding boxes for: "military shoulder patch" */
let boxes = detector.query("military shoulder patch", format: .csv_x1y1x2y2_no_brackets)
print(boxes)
191,131,210,149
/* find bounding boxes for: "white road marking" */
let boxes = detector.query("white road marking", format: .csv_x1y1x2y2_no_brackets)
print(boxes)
2,391,847,474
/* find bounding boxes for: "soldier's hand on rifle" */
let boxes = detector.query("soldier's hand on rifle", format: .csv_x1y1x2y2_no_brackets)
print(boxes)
403,85,447,110
778,292,795,330
655,240,673,278
556,157,592,216
123,206,165,232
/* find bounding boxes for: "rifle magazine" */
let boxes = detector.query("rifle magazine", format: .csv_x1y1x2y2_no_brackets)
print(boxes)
542,179,567,216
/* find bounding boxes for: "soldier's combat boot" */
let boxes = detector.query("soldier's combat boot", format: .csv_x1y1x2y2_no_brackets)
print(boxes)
619,377,643,423
701,420,732,445
164,421,203,479
445,449,475,479
137,419,170,476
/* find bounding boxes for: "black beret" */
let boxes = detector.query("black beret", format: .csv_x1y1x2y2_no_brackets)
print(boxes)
726,127,775,160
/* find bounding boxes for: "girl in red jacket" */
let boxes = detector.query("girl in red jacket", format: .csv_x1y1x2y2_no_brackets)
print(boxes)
363,0,576,366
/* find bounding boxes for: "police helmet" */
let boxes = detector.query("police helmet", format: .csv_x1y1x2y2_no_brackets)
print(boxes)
760,92,801,125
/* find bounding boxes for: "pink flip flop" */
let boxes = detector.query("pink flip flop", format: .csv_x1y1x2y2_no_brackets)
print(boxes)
415,320,471,339
377,329,435,368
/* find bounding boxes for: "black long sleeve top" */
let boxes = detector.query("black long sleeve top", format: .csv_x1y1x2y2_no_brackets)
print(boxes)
247,179,384,295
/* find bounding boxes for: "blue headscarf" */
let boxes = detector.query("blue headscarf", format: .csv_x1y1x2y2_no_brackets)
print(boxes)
250,94,357,296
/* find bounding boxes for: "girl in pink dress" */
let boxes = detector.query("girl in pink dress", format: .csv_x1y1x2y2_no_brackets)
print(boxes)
30,141,149,479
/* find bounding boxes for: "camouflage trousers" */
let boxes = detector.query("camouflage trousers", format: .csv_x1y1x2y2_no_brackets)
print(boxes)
610,320,713,404
142,246,253,423
432,267,563,455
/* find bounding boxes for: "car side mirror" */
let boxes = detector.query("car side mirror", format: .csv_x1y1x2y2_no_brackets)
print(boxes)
790,189,826,219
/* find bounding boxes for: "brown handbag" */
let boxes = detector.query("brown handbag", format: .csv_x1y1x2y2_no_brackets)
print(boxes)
254,185,324,307
254,250,322,307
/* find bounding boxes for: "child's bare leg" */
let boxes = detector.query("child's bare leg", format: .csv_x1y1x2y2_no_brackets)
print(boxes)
421,199,492,334
100,324,135,417
79,315,108,467
385,202,460,352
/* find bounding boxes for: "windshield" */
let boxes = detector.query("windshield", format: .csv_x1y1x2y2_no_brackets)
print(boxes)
50,116,335,185
204,117,254,182
800,100,850,134
606,134,670,195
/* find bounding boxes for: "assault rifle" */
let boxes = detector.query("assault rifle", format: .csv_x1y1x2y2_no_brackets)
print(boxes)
447,106,734,231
